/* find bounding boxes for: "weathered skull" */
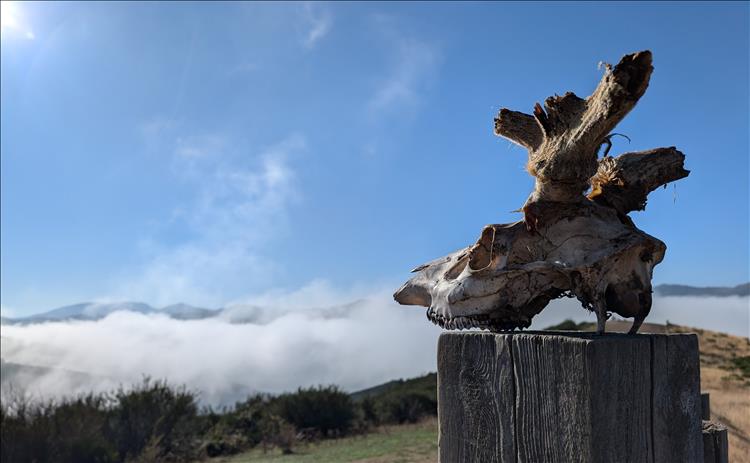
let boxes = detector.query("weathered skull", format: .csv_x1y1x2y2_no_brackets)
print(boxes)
393,51,688,334
394,201,665,333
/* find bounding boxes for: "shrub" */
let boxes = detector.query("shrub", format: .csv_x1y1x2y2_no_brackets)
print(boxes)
1,375,438,462
108,378,201,462
201,393,299,456
1,379,203,463
360,396,379,425
378,392,436,424
271,386,355,437
1,391,117,463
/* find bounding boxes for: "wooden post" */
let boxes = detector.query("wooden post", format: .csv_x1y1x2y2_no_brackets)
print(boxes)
702,421,729,463
438,332,703,463
701,393,711,420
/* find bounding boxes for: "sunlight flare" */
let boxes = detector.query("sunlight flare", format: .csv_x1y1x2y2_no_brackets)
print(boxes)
1,1,34,39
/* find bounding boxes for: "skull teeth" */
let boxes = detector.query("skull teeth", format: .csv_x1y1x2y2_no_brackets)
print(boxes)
426,307,529,332
426,308,492,331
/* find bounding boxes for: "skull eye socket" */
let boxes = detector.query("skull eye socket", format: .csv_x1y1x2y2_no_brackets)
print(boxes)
469,226,495,271
444,254,469,281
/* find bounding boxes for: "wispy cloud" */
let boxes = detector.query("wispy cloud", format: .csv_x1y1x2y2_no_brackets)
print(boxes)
368,18,440,115
300,2,332,49
174,134,227,160
140,117,176,142
117,131,306,307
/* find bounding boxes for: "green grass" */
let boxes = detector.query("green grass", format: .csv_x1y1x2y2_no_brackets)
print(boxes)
350,373,436,403
721,355,750,385
729,356,750,379
215,419,437,463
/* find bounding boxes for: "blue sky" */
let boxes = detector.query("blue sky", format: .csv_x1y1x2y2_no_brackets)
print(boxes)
2,1,748,316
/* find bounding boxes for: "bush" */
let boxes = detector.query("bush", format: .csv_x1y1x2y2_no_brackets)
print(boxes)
109,378,201,462
271,386,355,437
360,396,379,426
200,393,300,457
47,395,118,463
353,373,437,426
203,394,270,453
1,391,117,463
1,375,437,462
1,379,202,463
378,392,436,424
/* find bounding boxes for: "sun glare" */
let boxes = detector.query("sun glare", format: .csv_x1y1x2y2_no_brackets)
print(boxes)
1,1,34,39
1,1,18,29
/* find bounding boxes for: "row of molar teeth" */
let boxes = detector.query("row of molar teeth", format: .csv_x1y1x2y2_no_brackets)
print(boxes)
426,307,529,331
426,308,494,330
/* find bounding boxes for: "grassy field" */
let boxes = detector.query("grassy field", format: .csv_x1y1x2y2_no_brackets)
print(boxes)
214,419,437,463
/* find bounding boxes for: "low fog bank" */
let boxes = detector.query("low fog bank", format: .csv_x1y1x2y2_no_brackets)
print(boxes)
1,288,440,406
1,287,747,406
530,295,749,337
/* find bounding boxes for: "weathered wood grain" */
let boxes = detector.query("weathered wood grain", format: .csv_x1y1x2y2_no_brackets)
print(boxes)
587,334,654,462
438,332,703,463
512,334,593,462
589,147,690,214
494,108,543,151
701,393,711,421
702,420,729,463
438,332,515,463
652,334,703,462
513,333,652,462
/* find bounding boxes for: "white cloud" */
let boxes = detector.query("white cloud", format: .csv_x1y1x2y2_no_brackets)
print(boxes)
174,134,227,160
300,2,332,49
1,284,440,406
115,133,306,307
368,19,440,115
530,295,750,338
2,289,747,407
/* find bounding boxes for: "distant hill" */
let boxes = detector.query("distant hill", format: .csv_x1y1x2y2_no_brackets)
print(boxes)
3,284,745,325
350,373,437,402
160,303,221,320
1,301,215,325
27,301,155,322
2,300,365,325
0,358,106,392
654,283,749,297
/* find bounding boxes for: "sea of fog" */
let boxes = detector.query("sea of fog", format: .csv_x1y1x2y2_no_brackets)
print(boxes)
1,289,747,406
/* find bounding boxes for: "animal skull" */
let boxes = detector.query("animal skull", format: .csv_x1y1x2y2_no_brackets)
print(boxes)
394,51,688,334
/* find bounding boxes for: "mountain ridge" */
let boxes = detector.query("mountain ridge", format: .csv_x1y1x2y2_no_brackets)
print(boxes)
3,283,746,325
654,282,749,297
2,299,364,325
